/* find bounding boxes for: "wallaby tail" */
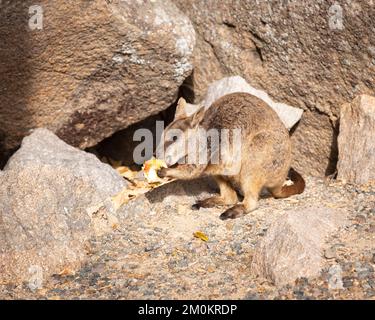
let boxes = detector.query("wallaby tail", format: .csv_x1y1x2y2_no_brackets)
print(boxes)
271,167,306,199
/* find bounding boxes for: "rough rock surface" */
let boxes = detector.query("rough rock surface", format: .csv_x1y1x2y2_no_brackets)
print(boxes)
251,206,348,286
291,111,338,177
0,129,126,286
337,95,375,185
173,0,375,176
0,0,195,160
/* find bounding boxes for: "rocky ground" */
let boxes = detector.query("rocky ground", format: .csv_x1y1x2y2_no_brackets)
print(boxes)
1,0,375,301
1,174,374,300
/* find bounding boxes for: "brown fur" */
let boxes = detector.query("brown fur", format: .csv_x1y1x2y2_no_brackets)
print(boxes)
269,168,306,199
158,93,305,220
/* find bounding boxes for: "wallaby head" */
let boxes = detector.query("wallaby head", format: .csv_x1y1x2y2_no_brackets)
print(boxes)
156,98,205,166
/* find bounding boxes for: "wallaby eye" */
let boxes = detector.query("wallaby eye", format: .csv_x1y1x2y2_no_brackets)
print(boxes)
172,136,178,142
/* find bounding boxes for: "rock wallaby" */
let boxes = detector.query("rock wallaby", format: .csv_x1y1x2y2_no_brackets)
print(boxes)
157,92,305,220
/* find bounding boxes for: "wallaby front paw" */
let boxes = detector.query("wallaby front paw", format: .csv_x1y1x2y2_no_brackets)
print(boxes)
157,167,169,179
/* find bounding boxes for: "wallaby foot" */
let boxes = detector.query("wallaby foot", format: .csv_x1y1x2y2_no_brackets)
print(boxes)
220,204,247,220
192,176,238,210
219,196,259,220
220,177,262,220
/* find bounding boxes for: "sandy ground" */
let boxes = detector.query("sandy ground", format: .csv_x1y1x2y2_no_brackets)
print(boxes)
1,176,374,300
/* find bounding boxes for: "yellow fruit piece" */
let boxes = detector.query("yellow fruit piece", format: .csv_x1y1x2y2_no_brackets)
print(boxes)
142,157,167,183
193,231,209,242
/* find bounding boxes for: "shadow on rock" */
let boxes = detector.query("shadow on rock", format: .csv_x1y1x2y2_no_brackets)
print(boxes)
145,178,217,204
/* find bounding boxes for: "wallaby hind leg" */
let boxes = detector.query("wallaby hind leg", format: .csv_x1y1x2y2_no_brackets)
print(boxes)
220,176,263,220
193,176,238,209
268,184,286,199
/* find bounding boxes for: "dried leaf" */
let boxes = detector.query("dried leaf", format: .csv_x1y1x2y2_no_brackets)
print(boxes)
111,223,120,230
193,231,209,242
58,268,75,277
111,186,149,210
207,266,215,273
110,159,174,210
116,166,138,181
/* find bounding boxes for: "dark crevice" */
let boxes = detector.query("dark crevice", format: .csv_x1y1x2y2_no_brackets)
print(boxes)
87,98,179,168
255,44,264,63
289,120,300,137
247,29,265,45
86,74,196,168
325,121,339,177
0,146,19,170
179,72,195,103
223,21,236,29
246,29,266,63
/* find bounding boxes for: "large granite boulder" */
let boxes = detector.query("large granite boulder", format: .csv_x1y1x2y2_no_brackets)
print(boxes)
0,0,195,163
337,95,375,184
251,206,348,286
0,129,126,287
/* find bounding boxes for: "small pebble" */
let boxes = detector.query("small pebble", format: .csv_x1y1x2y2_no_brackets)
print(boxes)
342,277,354,288
355,214,367,224
324,247,337,259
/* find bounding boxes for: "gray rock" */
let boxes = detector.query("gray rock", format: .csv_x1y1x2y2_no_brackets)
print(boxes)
0,128,126,286
328,265,344,290
182,76,303,131
202,76,304,130
290,111,338,177
337,95,375,185
251,206,348,286
342,277,354,288
324,247,338,260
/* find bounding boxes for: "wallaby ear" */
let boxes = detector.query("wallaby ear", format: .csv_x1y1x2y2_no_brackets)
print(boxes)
190,106,205,127
174,97,188,120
